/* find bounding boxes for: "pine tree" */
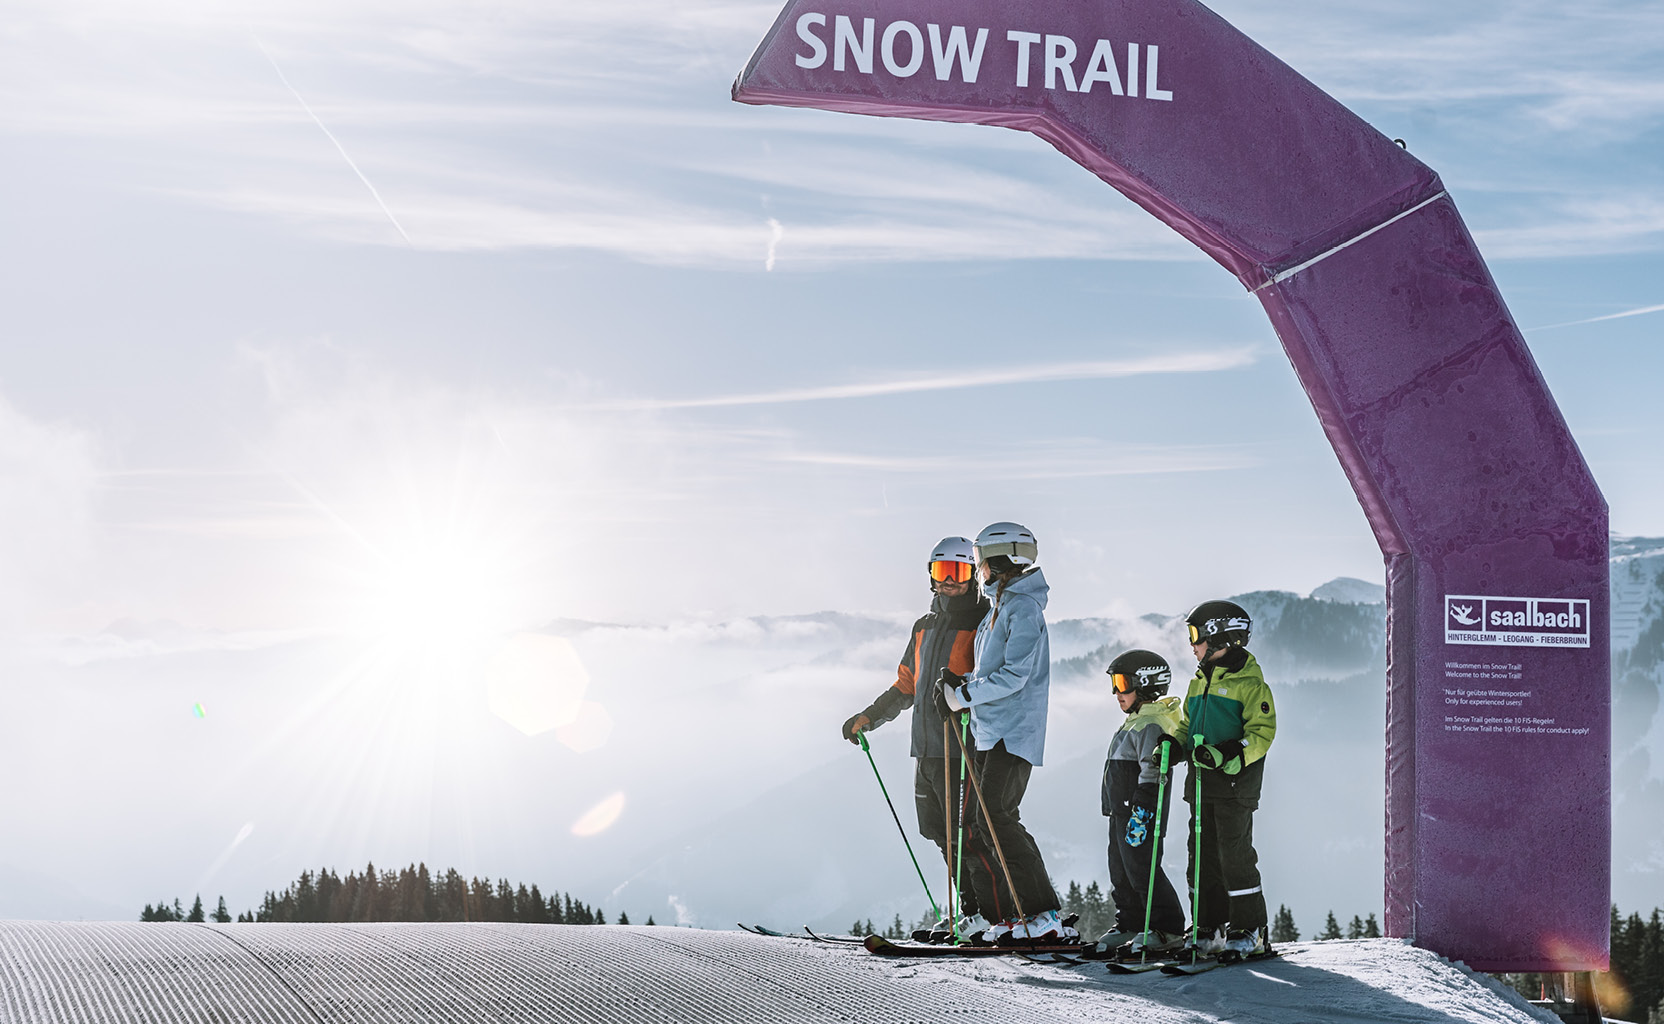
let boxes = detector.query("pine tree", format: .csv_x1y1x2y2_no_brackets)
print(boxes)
1319,911,1342,940
596,908,606,925
527,885,549,925
866,918,876,936
1363,913,1380,938
1270,905,1299,943
173,898,185,921
1063,880,1084,922
237,910,254,923
851,920,865,937
1082,881,1110,941
617,912,630,925
1347,915,1364,939
213,896,232,924
1639,909,1664,1021
645,915,656,926
889,914,904,939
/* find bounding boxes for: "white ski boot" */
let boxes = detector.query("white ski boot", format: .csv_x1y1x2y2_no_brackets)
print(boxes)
929,914,988,945
975,917,1015,945
1085,927,1140,959
1219,926,1270,962
999,909,1077,945
1127,928,1186,957
1178,926,1227,959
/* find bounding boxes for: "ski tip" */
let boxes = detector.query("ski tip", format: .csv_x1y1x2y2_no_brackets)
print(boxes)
862,934,891,953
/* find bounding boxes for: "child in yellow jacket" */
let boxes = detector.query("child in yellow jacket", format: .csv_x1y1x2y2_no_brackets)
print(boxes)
1173,600,1278,961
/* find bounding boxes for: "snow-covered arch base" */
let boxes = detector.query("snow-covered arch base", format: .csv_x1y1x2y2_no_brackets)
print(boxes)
735,0,1610,972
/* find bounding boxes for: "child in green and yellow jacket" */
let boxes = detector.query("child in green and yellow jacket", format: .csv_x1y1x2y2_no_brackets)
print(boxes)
1173,599,1278,960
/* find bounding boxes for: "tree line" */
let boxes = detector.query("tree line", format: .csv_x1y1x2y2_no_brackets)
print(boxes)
141,863,651,926
1494,907,1664,1023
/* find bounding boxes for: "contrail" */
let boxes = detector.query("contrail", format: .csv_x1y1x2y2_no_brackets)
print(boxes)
253,36,413,246
1529,302,1664,332
579,348,1257,411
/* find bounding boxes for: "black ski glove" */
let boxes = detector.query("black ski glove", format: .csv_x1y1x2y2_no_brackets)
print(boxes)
933,668,968,720
843,687,911,745
841,713,872,745
1192,739,1245,774
1130,783,1160,816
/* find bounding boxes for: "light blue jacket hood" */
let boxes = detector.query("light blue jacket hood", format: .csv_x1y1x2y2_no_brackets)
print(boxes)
961,567,1050,766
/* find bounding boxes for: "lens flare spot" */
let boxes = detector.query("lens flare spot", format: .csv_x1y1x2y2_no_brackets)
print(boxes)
193,703,207,719
556,701,615,753
483,634,590,736
571,792,625,837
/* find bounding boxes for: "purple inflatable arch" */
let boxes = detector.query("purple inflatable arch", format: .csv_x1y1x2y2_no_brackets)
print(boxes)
735,0,1610,972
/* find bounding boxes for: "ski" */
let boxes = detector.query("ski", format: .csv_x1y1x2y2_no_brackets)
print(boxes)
1106,958,1184,974
863,934,1083,958
736,924,806,939
1159,949,1279,975
801,927,864,945
1017,951,1087,967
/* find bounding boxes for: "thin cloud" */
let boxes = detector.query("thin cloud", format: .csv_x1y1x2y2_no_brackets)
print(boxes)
1530,302,1664,332
773,439,1257,478
583,349,1257,411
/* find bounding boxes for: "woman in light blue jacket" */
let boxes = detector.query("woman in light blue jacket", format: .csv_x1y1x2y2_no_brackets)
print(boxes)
939,522,1072,945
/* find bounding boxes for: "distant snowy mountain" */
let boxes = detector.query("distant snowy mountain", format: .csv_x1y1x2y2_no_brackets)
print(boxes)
1311,576,1387,605
1610,536,1664,897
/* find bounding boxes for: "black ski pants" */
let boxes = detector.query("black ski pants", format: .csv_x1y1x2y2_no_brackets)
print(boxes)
1108,785,1185,935
913,754,992,919
1185,794,1267,933
962,741,1060,923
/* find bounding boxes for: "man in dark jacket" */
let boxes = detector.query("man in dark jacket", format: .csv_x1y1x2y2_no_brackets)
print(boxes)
843,536,992,939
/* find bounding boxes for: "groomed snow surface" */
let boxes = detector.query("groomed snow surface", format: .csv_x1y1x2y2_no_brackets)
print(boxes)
0,923,1562,1023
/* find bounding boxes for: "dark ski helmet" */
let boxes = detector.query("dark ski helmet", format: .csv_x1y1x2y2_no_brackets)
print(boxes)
1107,649,1171,702
1185,600,1252,654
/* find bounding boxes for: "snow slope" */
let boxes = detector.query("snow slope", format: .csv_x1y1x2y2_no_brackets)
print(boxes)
0,922,1559,1024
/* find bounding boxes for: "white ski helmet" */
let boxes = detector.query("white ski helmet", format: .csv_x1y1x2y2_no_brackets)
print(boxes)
930,536,976,565
973,522,1038,572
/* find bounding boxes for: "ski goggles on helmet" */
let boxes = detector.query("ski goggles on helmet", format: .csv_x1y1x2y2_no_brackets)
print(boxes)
1109,672,1138,694
929,560,974,583
1187,623,1204,644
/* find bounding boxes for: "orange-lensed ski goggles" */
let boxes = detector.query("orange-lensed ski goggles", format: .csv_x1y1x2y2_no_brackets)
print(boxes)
929,560,974,583
1109,672,1137,694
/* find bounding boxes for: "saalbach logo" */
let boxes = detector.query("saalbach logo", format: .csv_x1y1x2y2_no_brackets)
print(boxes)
1444,595,1591,648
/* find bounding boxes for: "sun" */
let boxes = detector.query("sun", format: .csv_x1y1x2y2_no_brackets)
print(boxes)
356,533,514,663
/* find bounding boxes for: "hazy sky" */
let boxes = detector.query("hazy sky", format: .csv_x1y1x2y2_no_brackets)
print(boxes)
2,0,1661,917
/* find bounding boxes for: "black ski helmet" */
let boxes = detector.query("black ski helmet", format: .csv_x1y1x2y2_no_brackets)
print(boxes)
1107,649,1171,702
1185,599,1252,654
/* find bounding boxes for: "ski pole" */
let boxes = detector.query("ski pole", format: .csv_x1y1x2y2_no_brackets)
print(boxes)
944,718,955,939
857,731,939,923
949,711,1027,930
1139,740,1172,964
953,715,971,943
1189,733,1204,963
